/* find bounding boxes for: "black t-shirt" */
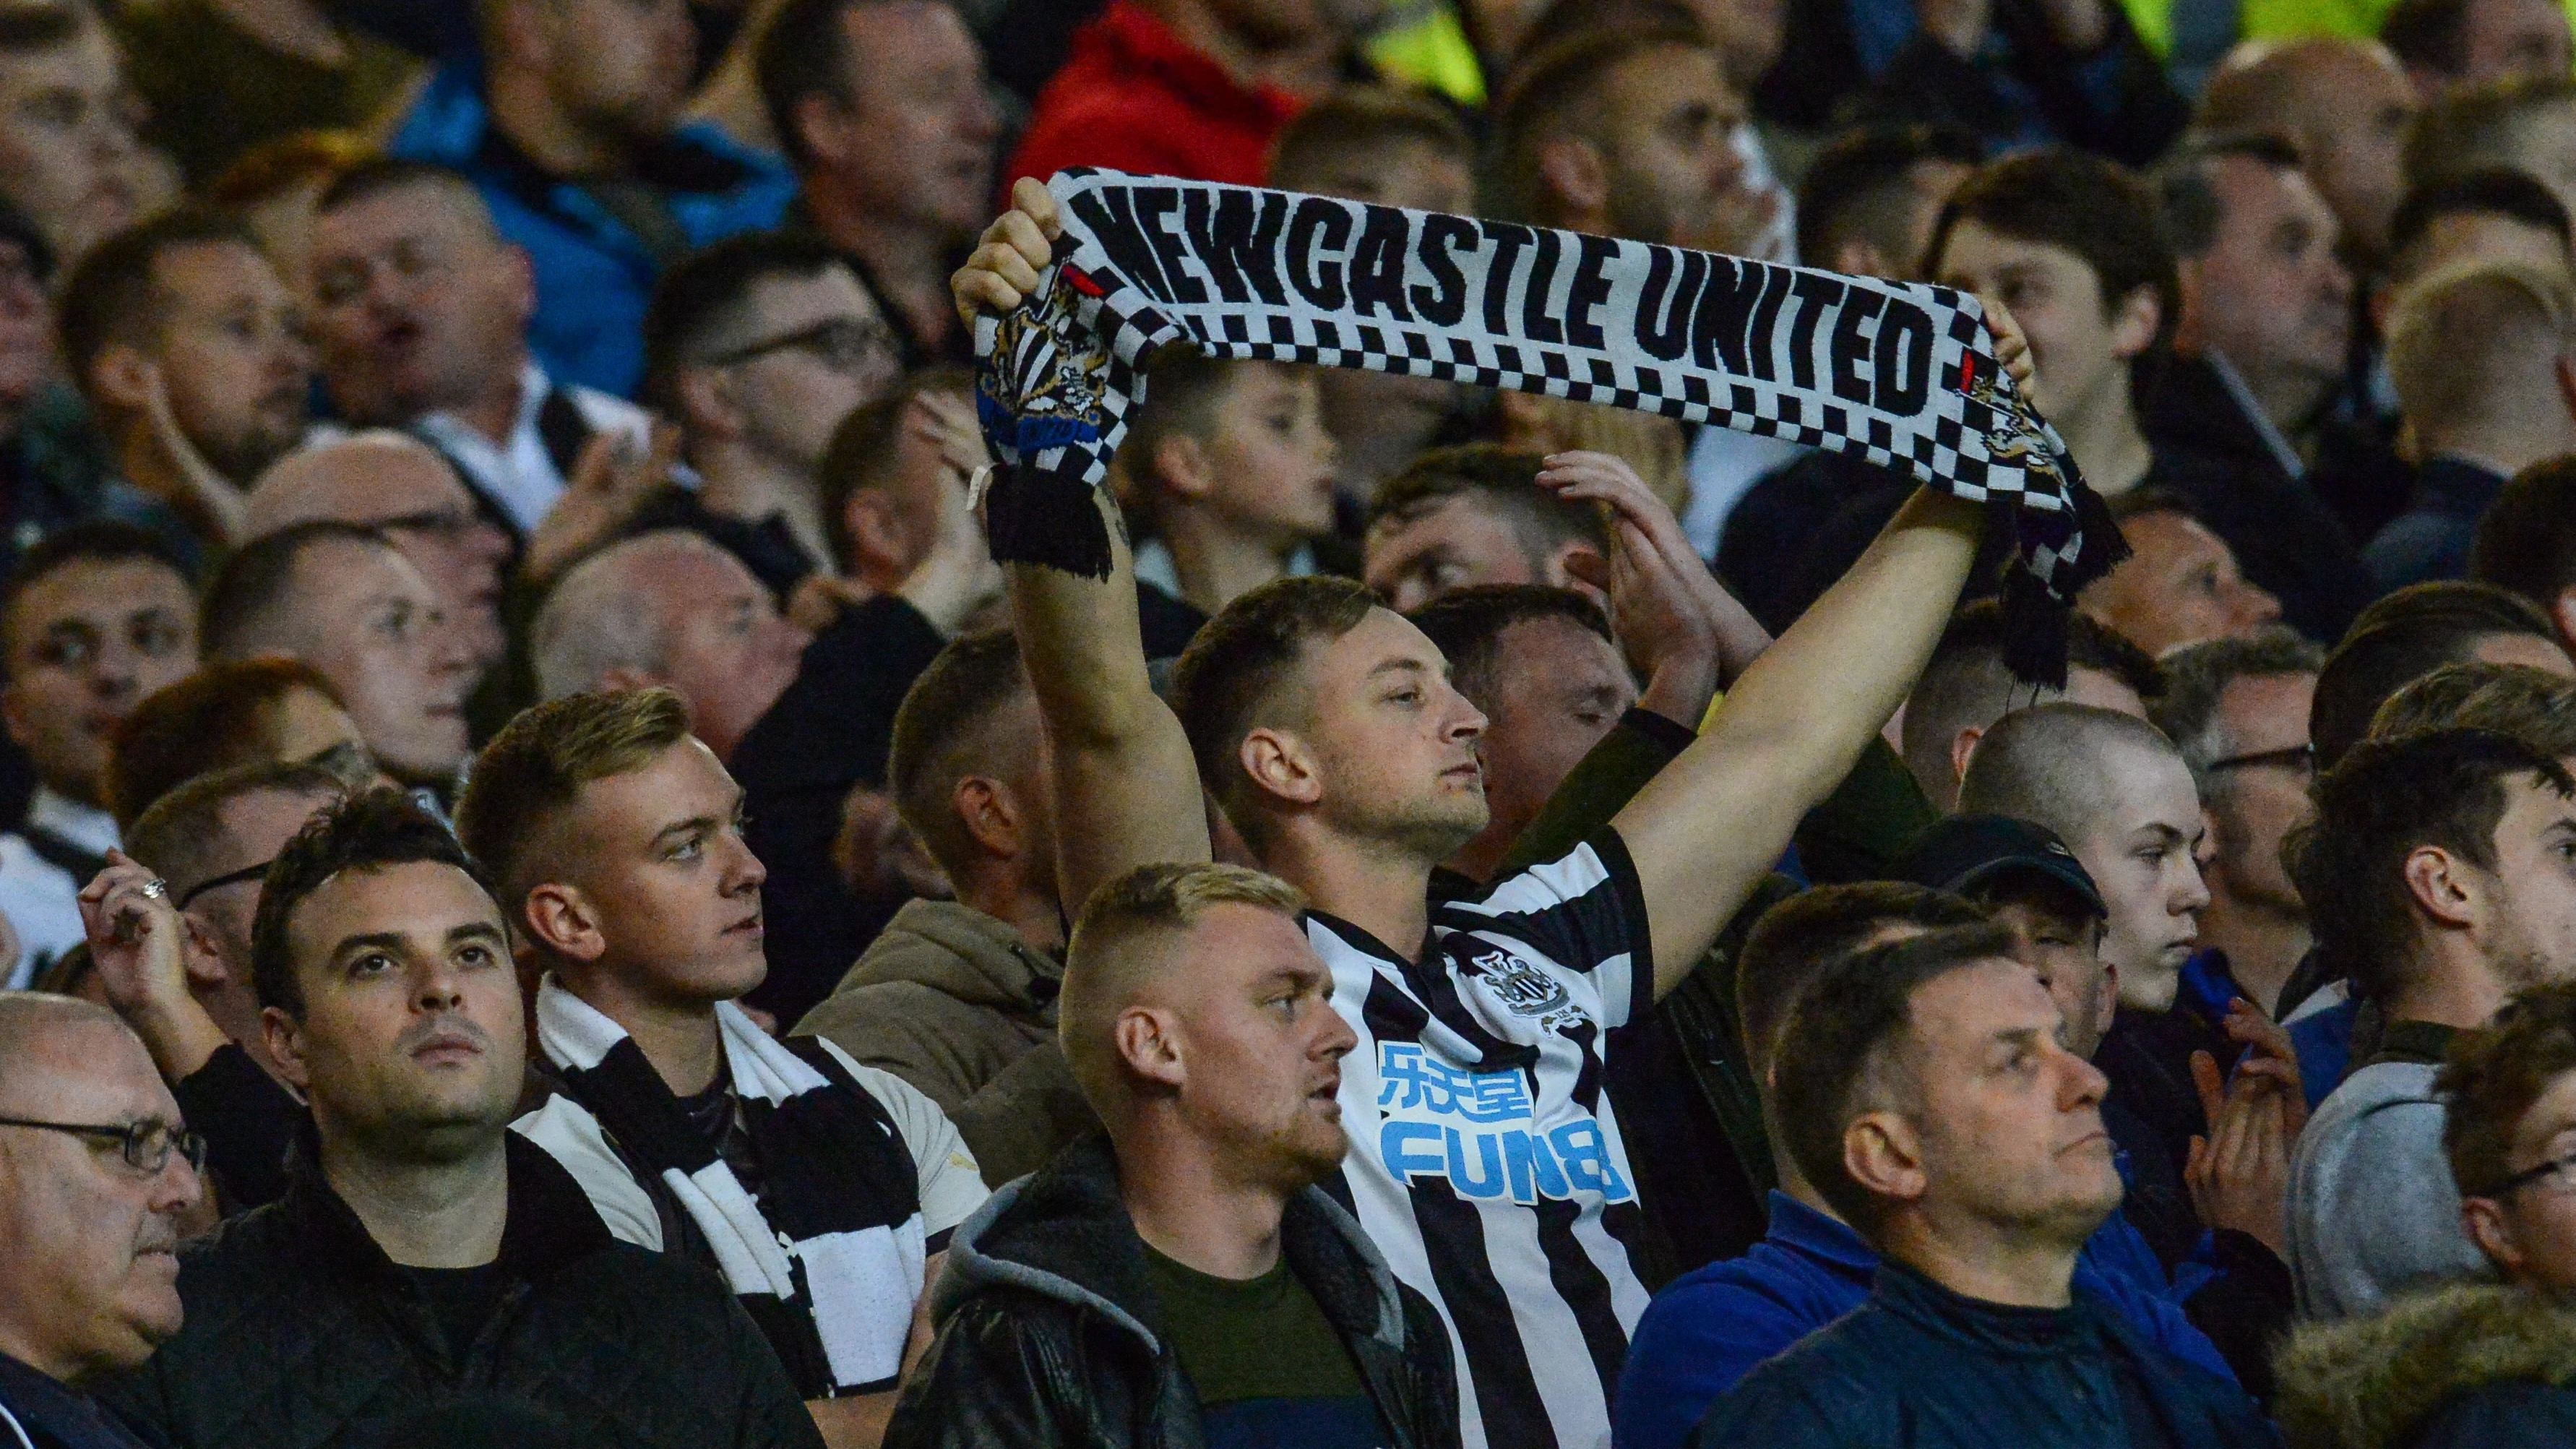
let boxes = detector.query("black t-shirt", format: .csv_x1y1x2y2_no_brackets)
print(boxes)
1142,1246,1389,1449
395,1262,510,1354
678,1065,767,1200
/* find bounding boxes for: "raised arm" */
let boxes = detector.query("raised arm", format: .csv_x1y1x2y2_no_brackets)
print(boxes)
954,181,1212,916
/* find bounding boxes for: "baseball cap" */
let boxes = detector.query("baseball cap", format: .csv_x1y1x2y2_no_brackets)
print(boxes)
1895,814,2105,916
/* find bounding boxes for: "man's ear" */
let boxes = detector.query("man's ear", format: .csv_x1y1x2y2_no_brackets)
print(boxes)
2170,257,2207,353
0,680,30,754
1843,1109,1927,1205
671,366,742,444
520,882,609,965
1240,726,1322,810
952,775,1022,861
2109,284,2162,362
178,913,230,990
1113,1004,1184,1091
790,90,858,169
2403,844,2480,930
260,1004,311,1096
503,244,538,330
1548,540,1610,603
89,343,158,414
1152,434,1212,504
2462,1195,2525,1279
1949,724,1986,790
2551,587,2576,658
1535,136,1610,220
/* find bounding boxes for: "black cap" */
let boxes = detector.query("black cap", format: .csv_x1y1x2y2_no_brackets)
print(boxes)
1895,814,2105,916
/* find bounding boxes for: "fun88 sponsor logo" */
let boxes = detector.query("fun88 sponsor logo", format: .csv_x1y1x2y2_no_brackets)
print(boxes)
1375,1041,1634,1206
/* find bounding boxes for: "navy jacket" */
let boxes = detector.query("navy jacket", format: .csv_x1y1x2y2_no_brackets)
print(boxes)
1615,1193,2234,1449
2361,455,2507,595
1687,1261,2276,1449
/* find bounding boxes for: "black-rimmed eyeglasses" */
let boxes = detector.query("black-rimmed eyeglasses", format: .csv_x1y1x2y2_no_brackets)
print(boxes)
2494,1145,2576,1198
702,317,896,374
176,858,273,910
2205,744,2317,777
0,1116,205,1174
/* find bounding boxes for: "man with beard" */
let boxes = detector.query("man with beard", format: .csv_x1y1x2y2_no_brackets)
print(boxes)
884,862,1462,1449
95,788,822,1447
57,214,311,562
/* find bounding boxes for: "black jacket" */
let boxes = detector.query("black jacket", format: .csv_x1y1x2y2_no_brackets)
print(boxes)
1688,1260,2276,1448
882,1134,1460,1449
100,1130,824,1449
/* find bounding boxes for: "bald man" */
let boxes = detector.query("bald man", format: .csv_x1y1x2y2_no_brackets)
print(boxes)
0,992,203,1447
246,434,512,676
2198,38,2421,258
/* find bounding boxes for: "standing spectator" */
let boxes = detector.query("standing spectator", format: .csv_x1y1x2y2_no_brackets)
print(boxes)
2080,493,2285,655
1004,0,1335,190
2368,262,2576,592
56,212,313,562
95,789,827,1448
308,160,656,538
2472,455,2576,654
794,632,1097,1187
528,531,811,765
817,371,989,600
1896,601,2156,814
2196,38,2421,262
108,0,417,189
2382,0,2572,98
0,526,196,987
2154,630,2327,1020
2285,728,2576,1319
1362,447,1609,617
637,233,905,594
0,992,202,1449
1690,926,2272,1448
462,690,988,1449
386,0,794,397
882,862,1463,1449
198,522,477,794
1122,355,1338,620
0,7,171,268
757,0,999,370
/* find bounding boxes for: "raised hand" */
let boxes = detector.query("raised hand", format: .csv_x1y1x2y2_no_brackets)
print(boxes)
78,849,228,1081
523,421,682,584
952,178,1064,326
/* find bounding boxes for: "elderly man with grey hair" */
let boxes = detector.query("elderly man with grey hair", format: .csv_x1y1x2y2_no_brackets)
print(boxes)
532,530,810,763
0,990,204,1448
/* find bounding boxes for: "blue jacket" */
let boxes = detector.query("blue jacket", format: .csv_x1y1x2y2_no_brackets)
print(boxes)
2362,456,2507,595
1686,1260,2276,1449
389,63,795,397
1614,1193,2235,1449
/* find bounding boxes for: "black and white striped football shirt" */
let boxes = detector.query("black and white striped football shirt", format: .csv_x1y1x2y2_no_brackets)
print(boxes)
1312,832,1655,1449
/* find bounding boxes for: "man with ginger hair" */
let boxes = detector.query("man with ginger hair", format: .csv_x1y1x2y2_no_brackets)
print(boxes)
884,861,1461,1449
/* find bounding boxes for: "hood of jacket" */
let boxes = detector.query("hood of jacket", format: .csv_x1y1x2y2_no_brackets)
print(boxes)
936,1134,1407,1364
836,898,1062,1019
2276,1283,2576,1449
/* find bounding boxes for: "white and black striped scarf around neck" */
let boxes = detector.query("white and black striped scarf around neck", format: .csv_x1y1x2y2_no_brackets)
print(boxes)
535,979,924,1397
974,169,2129,684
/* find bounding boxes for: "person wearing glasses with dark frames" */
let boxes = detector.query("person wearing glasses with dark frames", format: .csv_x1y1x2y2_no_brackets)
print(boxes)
0,989,204,1449
83,762,346,1211
2273,980,2576,1445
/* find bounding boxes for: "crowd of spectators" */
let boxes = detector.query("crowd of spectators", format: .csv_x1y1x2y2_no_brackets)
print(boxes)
0,0,2575,1445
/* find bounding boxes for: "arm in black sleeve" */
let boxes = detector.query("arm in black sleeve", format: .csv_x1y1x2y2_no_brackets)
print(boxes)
882,1299,1073,1449
1498,708,1692,880
725,1293,830,1449
2181,1229,2296,1408
170,1044,301,1211
1397,1281,1464,1449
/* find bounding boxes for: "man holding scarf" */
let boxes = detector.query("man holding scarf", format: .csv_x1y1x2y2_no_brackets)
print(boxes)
455,687,988,1449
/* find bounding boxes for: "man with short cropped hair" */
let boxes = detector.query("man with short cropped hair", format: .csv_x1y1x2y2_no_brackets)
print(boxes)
1897,600,2156,813
2384,0,2572,97
2082,492,2286,655
1363,447,1612,616
104,659,370,831
0,525,196,985
2309,582,2573,770
2384,167,2574,294
884,861,1462,1449
2472,456,2576,654
97,788,824,1448
1692,924,2270,1447
0,992,201,1449
2404,75,2576,228
1791,124,1981,280
2195,38,2420,259
462,689,988,1449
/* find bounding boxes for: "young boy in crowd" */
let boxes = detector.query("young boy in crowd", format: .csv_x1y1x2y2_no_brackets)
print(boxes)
1121,355,1341,622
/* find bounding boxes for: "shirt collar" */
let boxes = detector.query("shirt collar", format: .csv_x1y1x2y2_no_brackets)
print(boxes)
1764,1190,1877,1276
2203,349,2305,480
0,1350,145,1448
25,788,117,855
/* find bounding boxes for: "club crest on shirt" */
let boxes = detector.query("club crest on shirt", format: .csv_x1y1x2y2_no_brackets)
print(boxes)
1463,947,1588,1033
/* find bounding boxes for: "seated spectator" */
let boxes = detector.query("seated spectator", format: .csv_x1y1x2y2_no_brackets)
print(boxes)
461,689,986,1446
108,0,415,189
2195,38,2421,262
2144,139,2378,638
2153,630,2327,1019
1690,924,2272,1447
882,861,1461,1449
309,160,655,538
0,7,171,267
793,632,1096,1187
2277,979,2576,1446
244,432,514,690
1004,0,1331,191
199,128,374,299
1363,446,1610,616
57,212,313,558
1267,86,1477,509
0,525,197,986
2082,491,2286,654
101,760,343,1211
0,992,202,1446
1122,355,1337,619
755,0,997,370
2310,581,2573,772
97,788,824,1447
2403,75,2576,228
2369,262,2576,592
2472,455,2576,653
1897,600,2157,813
2285,727,2576,1320
199,522,475,792
529,531,809,764
385,0,793,397
2383,0,2572,97
104,657,370,830
636,233,905,595
2383,166,2575,304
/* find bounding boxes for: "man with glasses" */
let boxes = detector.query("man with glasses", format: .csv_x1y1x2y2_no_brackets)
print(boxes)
307,160,658,541
2154,630,2329,1020
634,233,904,595
0,990,202,1449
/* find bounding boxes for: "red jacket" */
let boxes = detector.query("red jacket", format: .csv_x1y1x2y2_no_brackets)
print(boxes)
1004,1,1304,190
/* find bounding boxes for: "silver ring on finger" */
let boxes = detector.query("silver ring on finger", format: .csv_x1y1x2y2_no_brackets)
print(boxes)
137,878,168,900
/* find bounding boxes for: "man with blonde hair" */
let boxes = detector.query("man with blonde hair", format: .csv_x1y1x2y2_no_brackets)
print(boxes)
887,861,1460,1449
459,687,985,1449
2369,259,2576,591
